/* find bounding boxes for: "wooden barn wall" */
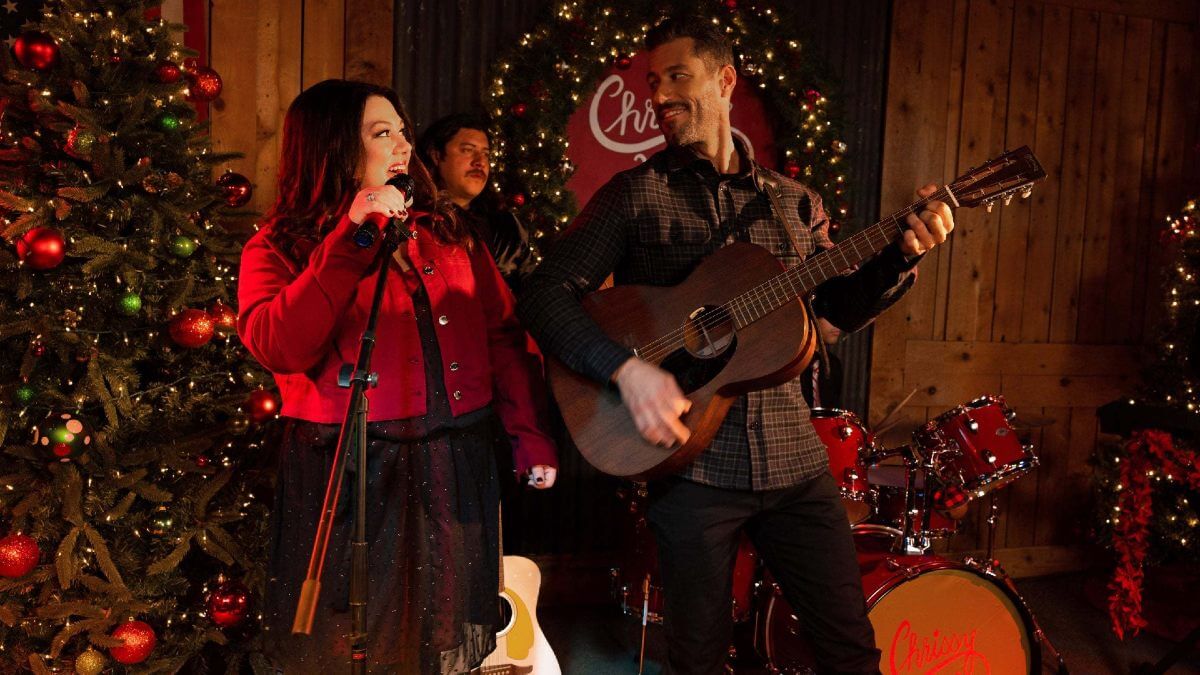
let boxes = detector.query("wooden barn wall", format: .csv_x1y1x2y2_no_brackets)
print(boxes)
871,0,1200,574
208,0,895,570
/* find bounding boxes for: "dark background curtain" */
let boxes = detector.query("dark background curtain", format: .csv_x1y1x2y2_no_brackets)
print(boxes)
392,0,893,556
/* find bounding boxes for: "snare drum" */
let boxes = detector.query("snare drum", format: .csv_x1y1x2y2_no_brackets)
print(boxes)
810,408,874,525
913,395,1038,500
867,464,959,539
757,527,1040,674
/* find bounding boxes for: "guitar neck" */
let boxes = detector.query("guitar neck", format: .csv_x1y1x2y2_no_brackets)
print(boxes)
729,186,955,328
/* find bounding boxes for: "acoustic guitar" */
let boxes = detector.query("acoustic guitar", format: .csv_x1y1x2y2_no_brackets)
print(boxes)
548,146,1047,479
472,555,560,675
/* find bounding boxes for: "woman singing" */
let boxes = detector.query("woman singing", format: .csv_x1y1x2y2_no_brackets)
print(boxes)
237,79,558,674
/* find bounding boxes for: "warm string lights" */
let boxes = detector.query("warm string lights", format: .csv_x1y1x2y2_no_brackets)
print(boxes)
1,0,270,670
485,0,851,261
1091,197,1200,638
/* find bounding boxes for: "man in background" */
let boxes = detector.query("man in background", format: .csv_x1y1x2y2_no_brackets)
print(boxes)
417,113,536,293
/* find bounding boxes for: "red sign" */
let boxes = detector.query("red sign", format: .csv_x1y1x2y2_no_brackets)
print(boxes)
565,51,778,208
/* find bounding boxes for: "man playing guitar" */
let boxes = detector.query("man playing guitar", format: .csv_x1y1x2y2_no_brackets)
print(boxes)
518,16,953,675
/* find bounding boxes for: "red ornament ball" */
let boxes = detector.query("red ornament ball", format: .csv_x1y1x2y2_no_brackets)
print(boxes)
805,88,822,103
169,309,215,348
194,455,210,467
616,55,633,70
188,66,223,102
508,192,527,208
784,160,801,179
31,341,46,357
510,103,528,118
12,31,59,71
208,300,237,336
0,533,39,578
216,171,253,208
207,579,251,627
723,0,738,9
109,620,157,664
154,61,183,84
246,389,281,423
65,126,98,159
15,227,66,270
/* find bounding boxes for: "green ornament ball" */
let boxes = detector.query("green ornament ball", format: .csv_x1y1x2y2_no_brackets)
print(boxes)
118,292,143,315
170,235,197,258
147,505,173,537
157,112,181,131
14,385,35,406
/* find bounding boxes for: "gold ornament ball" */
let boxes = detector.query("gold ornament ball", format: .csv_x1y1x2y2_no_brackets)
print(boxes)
75,649,105,675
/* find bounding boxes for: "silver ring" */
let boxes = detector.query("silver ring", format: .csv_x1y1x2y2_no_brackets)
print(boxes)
366,193,376,202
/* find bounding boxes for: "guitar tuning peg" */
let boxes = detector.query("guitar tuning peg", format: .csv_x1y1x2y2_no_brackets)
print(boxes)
1004,194,1013,206
986,201,995,213
1021,188,1033,199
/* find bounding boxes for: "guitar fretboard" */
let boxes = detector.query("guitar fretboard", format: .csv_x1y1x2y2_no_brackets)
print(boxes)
725,186,953,329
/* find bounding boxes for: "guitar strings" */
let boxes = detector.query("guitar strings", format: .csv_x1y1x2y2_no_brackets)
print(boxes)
632,190,945,364
634,208,914,364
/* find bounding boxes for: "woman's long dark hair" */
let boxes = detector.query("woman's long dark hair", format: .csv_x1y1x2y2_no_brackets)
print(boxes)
265,79,465,244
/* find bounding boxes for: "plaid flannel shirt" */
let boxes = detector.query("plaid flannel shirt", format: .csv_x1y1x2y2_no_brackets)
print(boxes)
518,142,918,490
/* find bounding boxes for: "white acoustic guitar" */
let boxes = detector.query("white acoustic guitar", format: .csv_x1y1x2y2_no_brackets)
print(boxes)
473,555,560,675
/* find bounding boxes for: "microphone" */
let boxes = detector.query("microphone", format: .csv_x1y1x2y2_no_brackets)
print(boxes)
352,173,415,248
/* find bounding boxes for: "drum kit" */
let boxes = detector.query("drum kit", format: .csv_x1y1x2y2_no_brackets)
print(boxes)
611,394,1068,674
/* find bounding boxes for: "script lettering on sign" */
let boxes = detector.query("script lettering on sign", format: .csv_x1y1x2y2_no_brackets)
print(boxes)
888,620,991,675
565,51,776,208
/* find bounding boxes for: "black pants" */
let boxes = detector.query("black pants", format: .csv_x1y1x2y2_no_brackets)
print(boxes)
646,471,881,675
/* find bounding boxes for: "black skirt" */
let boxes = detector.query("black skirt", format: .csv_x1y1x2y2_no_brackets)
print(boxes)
262,417,501,674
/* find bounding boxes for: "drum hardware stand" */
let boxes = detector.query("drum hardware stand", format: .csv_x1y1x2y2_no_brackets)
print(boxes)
638,573,650,674
971,492,1070,674
897,445,933,555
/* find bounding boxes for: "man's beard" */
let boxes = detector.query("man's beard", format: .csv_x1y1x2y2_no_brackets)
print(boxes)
661,104,705,147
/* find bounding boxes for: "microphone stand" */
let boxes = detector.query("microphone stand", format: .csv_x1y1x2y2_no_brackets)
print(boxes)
292,217,407,674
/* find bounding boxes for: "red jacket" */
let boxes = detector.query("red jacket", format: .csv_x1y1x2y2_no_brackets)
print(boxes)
237,213,557,475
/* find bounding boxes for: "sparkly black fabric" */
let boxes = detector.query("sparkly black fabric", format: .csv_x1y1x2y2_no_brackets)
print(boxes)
262,284,500,674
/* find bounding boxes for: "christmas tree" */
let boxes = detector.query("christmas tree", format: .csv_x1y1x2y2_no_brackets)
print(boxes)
0,2,274,672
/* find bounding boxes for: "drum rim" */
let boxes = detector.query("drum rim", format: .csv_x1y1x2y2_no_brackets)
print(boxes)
810,406,862,421
867,558,1043,673
917,394,1015,438
959,455,1040,496
811,407,880,456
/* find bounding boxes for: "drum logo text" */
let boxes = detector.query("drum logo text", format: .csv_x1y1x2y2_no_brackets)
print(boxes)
888,620,989,674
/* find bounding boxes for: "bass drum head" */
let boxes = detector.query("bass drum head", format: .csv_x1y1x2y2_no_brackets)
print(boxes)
759,531,1038,674
870,565,1037,674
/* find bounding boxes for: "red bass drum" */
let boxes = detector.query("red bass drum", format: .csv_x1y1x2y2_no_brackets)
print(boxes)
756,527,1040,674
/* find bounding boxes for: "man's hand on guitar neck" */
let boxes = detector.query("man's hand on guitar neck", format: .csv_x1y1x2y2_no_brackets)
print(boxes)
612,357,692,449
899,183,955,256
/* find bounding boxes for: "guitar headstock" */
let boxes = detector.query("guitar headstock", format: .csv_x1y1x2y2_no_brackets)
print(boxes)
948,146,1047,212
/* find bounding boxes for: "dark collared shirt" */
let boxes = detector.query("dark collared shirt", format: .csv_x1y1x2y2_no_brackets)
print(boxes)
518,143,918,490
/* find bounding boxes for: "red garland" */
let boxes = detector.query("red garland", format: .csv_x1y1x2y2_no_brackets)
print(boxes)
1107,429,1200,639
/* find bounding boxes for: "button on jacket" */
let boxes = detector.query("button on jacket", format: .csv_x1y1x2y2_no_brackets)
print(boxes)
238,212,557,475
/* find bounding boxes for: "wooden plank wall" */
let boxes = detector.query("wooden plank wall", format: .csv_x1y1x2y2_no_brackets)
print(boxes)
208,0,394,217
872,0,1200,574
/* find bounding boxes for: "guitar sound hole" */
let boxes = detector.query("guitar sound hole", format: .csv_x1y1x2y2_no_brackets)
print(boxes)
683,305,735,357
496,591,516,635
659,304,738,395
